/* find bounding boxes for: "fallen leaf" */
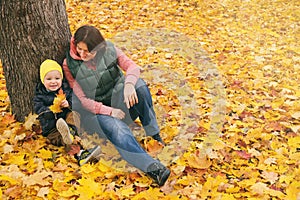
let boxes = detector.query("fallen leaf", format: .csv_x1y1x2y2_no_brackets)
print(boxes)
37,187,49,198
186,151,212,169
23,113,38,130
261,171,279,184
22,171,52,186
250,182,268,195
236,150,252,160
49,88,66,113
291,112,300,119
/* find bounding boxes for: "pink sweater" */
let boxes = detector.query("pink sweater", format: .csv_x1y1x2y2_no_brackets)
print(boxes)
63,38,140,115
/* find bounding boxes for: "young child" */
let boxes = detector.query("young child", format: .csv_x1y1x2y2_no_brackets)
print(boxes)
33,59,100,166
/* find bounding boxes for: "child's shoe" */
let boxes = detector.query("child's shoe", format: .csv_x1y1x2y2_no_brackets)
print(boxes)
75,146,101,166
66,111,82,134
56,118,74,145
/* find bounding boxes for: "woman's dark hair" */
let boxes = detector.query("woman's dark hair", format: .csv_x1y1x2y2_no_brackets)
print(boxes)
74,25,106,52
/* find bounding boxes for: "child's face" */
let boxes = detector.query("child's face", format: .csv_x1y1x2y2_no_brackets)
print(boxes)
43,70,62,91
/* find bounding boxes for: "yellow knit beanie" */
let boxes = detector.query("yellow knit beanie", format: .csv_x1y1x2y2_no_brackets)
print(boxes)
40,59,63,84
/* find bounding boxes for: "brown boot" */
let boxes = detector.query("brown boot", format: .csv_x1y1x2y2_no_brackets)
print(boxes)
66,111,81,134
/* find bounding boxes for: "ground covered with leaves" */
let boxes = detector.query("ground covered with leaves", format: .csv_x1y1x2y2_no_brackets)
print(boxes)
0,0,299,199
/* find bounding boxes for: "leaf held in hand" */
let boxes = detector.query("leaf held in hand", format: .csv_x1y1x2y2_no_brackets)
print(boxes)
49,88,66,113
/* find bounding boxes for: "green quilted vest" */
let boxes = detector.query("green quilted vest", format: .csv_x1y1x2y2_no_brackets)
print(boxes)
66,41,124,106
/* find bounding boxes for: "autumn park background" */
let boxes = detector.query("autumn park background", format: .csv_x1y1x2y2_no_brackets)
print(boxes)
0,0,299,199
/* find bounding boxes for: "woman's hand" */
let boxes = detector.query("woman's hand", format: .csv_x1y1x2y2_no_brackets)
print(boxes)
111,108,125,119
60,99,70,108
124,83,138,109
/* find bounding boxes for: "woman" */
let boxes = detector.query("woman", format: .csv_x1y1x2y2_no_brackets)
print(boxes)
62,25,170,186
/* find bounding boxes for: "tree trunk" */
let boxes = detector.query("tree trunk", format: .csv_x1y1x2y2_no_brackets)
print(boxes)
0,0,71,122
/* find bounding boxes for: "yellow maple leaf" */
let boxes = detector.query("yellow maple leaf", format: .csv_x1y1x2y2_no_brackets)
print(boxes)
52,179,69,192
0,174,19,185
144,138,163,154
26,157,38,174
97,159,113,172
288,136,300,149
49,88,66,113
286,181,300,200
38,148,53,159
132,187,162,200
43,160,54,170
59,186,76,198
7,153,27,166
81,164,96,174
120,187,135,198
23,113,38,130
0,139,7,147
185,151,212,169
76,177,103,199
22,171,52,186
226,186,240,193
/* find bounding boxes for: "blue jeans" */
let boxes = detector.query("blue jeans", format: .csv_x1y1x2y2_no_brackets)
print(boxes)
74,79,162,171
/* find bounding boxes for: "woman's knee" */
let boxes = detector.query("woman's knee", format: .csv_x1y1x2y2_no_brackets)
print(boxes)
136,80,151,100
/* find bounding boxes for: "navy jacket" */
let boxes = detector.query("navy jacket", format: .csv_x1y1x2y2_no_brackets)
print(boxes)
33,81,73,136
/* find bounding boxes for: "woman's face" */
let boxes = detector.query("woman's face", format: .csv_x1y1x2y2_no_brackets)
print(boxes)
76,42,96,61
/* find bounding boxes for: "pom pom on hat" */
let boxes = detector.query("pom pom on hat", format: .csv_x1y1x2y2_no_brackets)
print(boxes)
40,59,63,84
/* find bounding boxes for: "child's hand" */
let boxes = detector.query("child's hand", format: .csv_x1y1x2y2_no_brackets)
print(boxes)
60,99,69,108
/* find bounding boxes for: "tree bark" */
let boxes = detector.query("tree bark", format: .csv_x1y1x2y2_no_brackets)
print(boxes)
0,0,71,122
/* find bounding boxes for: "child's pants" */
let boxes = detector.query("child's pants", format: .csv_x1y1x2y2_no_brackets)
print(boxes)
46,111,81,152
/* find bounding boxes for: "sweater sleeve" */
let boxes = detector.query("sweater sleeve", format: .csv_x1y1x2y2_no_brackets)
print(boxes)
33,83,50,114
62,59,113,115
116,47,140,85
